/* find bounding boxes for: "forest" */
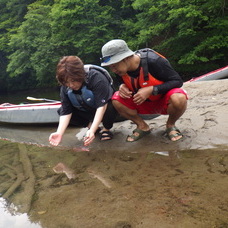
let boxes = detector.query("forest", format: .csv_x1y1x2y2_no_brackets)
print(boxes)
0,0,227,92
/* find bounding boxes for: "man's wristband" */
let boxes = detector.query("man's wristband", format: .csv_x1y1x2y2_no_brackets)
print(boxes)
152,87,159,96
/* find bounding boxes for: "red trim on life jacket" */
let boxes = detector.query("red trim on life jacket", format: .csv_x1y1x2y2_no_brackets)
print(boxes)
153,50,166,59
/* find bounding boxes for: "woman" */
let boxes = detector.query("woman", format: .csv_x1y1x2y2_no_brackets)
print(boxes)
49,56,117,146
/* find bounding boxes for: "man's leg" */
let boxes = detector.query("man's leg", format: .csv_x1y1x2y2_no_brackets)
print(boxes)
112,100,150,142
166,93,187,141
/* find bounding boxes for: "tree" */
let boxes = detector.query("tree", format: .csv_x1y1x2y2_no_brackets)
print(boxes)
3,0,227,91
0,0,37,92
7,0,137,87
50,0,123,64
132,0,228,78
7,0,57,87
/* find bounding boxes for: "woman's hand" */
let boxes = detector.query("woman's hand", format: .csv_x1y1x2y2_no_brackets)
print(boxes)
83,105,107,146
49,132,63,146
83,129,95,146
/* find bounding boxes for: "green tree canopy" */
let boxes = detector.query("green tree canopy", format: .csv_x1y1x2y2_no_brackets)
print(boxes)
0,0,37,92
131,0,228,77
0,0,227,92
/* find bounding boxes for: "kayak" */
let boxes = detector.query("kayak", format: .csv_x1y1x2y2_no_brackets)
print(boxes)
186,66,228,82
0,102,61,124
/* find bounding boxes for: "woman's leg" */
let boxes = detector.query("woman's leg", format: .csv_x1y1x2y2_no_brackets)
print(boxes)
70,108,94,127
102,101,118,130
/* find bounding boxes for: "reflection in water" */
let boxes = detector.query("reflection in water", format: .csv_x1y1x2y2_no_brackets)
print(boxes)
0,198,41,228
53,162,76,179
0,138,228,228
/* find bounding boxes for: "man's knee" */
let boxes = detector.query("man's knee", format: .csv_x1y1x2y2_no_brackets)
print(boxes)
112,99,136,117
169,93,187,110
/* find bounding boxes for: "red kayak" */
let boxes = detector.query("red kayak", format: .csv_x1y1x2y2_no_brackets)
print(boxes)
186,66,228,82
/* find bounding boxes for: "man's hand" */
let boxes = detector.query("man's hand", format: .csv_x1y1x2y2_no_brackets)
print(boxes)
133,86,153,105
119,84,133,99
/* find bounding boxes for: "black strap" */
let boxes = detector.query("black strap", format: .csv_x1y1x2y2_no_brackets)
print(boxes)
84,64,115,91
139,49,149,81
131,77,137,93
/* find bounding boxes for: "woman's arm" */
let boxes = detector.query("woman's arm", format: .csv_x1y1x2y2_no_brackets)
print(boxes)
83,104,107,146
57,114,72,134
49,113,72,146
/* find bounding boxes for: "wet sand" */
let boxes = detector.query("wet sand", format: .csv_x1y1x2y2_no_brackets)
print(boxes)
0,79,228,228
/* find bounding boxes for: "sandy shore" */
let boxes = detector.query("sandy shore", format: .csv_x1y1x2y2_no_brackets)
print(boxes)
72,78,228,152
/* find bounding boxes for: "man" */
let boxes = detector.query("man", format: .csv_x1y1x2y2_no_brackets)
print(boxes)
100,39,187,142
49,56,117,147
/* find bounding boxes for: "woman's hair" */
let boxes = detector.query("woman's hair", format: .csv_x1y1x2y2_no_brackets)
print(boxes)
56,56,85,85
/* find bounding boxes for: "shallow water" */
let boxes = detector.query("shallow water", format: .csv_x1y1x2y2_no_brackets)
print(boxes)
0,198,41,228
0,134,228,228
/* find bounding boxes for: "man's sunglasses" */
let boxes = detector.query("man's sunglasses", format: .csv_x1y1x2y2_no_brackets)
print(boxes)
100,55,113,63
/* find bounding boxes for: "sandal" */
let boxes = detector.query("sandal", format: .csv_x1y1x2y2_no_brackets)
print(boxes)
99,131,113,141
95,127,102,134
166,126,183,141
126,128,151,142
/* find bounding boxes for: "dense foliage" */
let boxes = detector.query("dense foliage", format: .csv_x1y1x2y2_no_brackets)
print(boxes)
0,0,227,92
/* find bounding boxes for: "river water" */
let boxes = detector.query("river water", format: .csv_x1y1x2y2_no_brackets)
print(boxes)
0,88,60,104
0,91,228,228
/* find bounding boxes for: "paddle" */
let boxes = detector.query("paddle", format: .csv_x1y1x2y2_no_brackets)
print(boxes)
27,96,59,103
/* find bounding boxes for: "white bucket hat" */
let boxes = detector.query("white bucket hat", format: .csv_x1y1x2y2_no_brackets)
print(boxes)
100,39,134,66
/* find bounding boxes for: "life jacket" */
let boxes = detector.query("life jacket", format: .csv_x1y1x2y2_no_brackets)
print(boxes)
67,85,96,112
67,64,113,112
122,48,165,101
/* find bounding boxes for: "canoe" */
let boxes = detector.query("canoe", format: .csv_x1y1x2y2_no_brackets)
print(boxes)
0,102,61,124
186,66,228,82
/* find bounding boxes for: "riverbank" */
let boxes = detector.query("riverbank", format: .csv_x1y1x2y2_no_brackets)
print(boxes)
0,79,228,152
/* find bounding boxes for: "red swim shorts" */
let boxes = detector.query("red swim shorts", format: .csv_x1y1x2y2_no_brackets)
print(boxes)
112,88,188,115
